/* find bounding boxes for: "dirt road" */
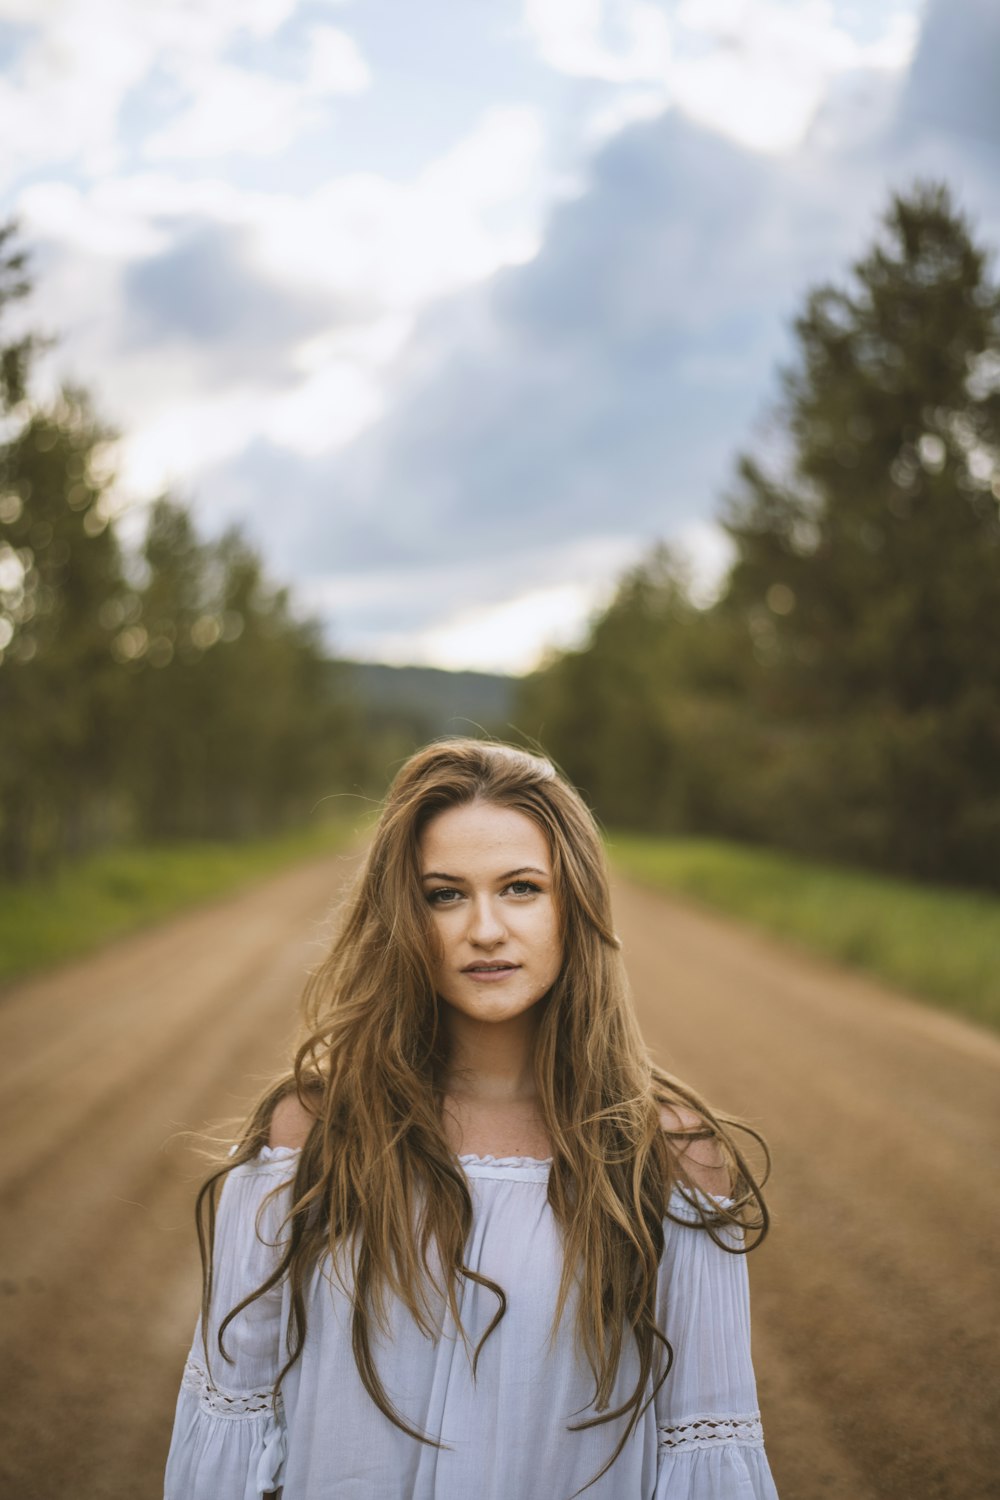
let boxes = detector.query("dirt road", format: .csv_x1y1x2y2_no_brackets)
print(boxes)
1,851,997,1499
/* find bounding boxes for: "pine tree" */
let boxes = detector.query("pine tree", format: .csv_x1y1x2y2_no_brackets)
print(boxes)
516,545,751,833
0,225,361,877
720,182,1000,881
0,224,128,876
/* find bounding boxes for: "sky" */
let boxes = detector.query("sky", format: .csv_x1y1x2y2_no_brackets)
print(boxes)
3,0,999,674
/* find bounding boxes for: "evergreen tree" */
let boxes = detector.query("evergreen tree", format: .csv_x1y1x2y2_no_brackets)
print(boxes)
720,182,1000,881
123,497,361,841
0,223,362,878
0,225,128,876
517,546,751,833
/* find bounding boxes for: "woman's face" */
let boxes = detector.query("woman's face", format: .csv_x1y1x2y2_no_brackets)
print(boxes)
419,799,564,1026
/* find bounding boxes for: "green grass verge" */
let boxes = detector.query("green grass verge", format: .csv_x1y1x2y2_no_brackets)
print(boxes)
607,832,1000,1034
0,815,370,986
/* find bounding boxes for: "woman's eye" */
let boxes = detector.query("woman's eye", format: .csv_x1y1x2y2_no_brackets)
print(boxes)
427,888,460,905
426,882,540,903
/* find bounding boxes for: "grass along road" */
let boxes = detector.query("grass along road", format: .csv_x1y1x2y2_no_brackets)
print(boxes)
0,813,368,985
609,832,1000,1034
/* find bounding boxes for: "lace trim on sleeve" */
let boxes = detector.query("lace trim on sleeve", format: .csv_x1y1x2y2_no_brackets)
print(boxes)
658,1413,765,1453
181,1355,283,1422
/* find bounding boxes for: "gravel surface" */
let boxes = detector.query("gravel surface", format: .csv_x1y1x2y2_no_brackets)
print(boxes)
1,851,997,1500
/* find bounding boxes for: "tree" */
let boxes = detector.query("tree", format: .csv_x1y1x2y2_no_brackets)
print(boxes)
122,496,361,841
0,219,46,408
0,228,128,876
516,546,754,834
720,181,1000,881
0,223,363,878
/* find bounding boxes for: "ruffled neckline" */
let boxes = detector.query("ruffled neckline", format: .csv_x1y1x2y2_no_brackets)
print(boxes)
457,1152,552,1182
257,1146,553,1166
256,1146,732,1206
457,1151,554,1167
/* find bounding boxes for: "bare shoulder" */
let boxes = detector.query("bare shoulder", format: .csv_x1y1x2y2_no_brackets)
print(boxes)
657,1101,733,1198
268,1091,317,1150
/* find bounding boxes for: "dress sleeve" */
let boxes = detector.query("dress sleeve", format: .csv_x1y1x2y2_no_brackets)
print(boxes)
652,1188,779,1499
164,1147,300,1500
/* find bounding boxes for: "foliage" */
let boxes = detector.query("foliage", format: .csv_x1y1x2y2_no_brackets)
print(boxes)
518,182,1000,887
0,817,364,984
118,497,361,840
518,545,754,832
0,222,364,880
0,382,128,873
719,181,1000,881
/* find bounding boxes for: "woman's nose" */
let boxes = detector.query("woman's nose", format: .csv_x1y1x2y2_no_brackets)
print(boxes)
467,896,506,946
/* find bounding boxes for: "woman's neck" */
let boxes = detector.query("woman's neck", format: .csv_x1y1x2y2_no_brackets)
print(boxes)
441,1005,541,1103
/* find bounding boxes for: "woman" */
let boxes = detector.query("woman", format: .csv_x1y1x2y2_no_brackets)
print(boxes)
164,738,779,1499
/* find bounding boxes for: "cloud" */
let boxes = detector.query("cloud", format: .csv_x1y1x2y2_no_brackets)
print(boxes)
0,1,368,190
522,0,672,83
9,0,1000,677
303,23,370,94
0,4,152,184
894,0,1000,146
524,0,919,155
272,111,875,577
206,0,1000,673
16,179,167,260
669,0,918,153
121,222,341,366
17,100,547,498
32,103,545,329
288,531,644,665
144,25,370,161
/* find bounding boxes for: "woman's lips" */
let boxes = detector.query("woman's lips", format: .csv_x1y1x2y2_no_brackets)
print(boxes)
461,964,521,981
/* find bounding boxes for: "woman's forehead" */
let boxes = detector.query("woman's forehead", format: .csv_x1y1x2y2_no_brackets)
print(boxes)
419,802,551,872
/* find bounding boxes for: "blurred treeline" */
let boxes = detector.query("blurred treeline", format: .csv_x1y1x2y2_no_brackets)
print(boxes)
516,183,1000,890
0,224,367,881
3,181,998,893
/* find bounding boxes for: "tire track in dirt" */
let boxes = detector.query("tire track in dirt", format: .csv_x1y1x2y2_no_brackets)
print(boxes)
1,854,996,1499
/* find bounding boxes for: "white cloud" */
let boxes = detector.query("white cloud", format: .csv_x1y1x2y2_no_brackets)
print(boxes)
389,584,600,675
110,356,379,498
0,4,151,183
29,102,544,310
144,65,319,160
145,25,370,162
255,106,545,309
524,0,920,156
670,0,919,153
0,1,367,188
584,87,672,146
115,387,271,496
16,180,167,259
294,534,644,671
303,23,370,94
2,0,949,677
521,0,921,165
16,99,547,502
523,0,672,83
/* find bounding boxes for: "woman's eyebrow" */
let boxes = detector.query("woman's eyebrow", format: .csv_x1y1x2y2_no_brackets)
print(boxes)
420,866,548,883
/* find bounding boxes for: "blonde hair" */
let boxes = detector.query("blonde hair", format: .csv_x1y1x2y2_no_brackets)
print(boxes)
198,738,768,1491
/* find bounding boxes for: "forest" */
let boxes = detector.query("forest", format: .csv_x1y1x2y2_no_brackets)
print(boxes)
516,183,1000,889
0,221,369,879
2,181,998,889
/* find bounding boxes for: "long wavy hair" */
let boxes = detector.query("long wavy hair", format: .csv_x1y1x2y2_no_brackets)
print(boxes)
197,737,769,1491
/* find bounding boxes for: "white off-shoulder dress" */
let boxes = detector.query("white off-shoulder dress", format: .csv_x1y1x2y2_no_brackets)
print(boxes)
164,1146,779,1500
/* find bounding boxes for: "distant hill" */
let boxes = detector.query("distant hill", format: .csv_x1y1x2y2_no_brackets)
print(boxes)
340,660,518,741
